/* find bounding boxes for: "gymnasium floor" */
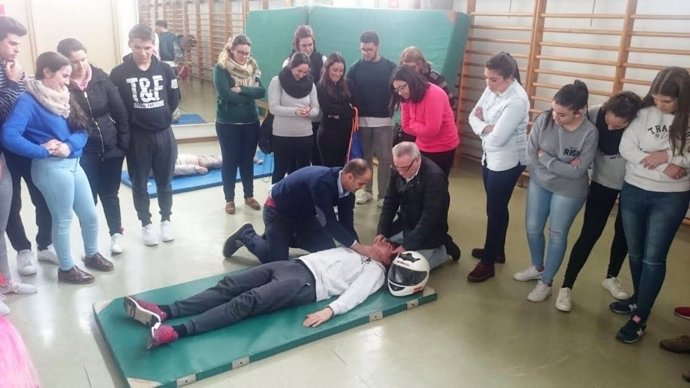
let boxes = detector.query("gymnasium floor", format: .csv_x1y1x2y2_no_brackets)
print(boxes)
4,80,690,387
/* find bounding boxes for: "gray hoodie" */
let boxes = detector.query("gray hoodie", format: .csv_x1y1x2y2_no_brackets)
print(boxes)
527,112,598,198
588,106,627,190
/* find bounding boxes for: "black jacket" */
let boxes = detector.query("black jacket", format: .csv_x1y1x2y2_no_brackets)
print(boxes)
68,65,129,159
110,54,179,132
316,79,356,124
377,156,450,250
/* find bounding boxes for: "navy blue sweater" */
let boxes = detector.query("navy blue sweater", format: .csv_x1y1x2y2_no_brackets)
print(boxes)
347,57,396,118
271,166,357,246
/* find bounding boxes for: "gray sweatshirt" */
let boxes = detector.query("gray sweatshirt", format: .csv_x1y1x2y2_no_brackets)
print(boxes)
267,76,320,137
588,106,627,190
527,112,598,198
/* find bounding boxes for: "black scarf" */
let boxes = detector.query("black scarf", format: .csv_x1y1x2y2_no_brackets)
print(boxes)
287,49,324,84
596,108,625,156
278,67,314,99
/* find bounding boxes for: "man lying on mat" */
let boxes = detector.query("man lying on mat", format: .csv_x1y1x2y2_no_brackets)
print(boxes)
162,154,264,176
123,241,395,349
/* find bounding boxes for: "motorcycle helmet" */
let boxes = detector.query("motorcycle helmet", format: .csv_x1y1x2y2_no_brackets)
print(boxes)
387,251,429,297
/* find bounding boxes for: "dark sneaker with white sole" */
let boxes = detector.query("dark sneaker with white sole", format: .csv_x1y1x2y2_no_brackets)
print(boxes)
609,298,637,314
616,316,646,344
123,296,166,326
223,223,254,258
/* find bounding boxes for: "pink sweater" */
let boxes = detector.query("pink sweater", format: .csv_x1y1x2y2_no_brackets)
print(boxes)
401,83,460,153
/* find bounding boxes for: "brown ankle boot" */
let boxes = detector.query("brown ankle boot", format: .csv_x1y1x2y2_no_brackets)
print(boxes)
245,198,261,211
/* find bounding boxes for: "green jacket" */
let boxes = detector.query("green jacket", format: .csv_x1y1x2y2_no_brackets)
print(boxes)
212,64,265,123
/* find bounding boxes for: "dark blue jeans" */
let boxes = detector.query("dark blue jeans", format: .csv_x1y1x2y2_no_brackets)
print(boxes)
480,162,525,264
216,121,259,202
242,205,335,263
620,182,690,319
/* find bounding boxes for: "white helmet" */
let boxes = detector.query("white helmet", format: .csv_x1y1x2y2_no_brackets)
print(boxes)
387,251,430,297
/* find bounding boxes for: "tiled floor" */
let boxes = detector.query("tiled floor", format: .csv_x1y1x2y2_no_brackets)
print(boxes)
3,80,690,387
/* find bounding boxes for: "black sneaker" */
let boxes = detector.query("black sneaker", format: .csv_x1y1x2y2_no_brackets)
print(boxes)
223,223,254,258
609,298,637,314
616,316,646,344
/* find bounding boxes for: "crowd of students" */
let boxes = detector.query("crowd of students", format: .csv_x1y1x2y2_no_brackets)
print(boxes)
0,15,690,374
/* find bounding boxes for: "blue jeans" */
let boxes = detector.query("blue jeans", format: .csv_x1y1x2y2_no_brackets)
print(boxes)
32,158,99,271
216,122,259,202
481,162,525,263
525,180,585,285
620,182,690,319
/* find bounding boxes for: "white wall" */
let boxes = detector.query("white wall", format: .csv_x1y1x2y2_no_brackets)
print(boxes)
2,0,138,75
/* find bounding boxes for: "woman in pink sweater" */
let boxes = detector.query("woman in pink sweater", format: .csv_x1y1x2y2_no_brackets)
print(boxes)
390,65,460,176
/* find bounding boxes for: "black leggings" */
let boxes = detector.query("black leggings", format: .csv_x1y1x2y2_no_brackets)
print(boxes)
421,148,456,177
271,135,313,184
562,181,627,289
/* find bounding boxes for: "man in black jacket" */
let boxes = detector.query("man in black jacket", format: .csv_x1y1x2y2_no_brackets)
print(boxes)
375,142,458,269
223,159,378,263
110,24,179,247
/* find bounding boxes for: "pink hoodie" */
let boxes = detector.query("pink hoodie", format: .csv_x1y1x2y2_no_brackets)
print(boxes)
401,83,460,153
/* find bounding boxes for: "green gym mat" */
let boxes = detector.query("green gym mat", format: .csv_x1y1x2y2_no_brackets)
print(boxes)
94,271,437,387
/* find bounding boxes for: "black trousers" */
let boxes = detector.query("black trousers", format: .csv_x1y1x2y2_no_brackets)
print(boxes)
168,260,316,335
3,150,52,251
271,134,313,184
216,121,260,202
126,129,178,226
317,118,352,168
421,148,456,177
243,205,336,263
562,180,627,289
480,162,525,264
80,154,124,235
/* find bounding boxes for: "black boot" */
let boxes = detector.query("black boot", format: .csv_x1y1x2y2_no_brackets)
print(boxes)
445,235,461,262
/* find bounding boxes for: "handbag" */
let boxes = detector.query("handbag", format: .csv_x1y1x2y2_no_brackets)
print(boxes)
392,122,416,146
347,107,363,160
258,112,274,154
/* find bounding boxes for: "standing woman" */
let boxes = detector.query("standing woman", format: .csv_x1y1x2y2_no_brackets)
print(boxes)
611,67,690,344
57,38,129,255
466,52,529,282
513,80,598,303
1,51,113,284
268,52,320,183
213,34,265,215
316,52,356,167
399,46,455,109
556,91,642,312
390,65,459,176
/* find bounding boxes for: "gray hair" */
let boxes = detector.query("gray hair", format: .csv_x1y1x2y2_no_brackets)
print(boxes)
392,141,420,159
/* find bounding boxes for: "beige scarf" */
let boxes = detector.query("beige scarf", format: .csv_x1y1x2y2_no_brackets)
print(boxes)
25,78,70,118
223,57,261,88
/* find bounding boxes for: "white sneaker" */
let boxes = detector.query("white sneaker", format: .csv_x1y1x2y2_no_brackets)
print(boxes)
0,295,9,316
110,233,124,254
0,279,37,295
355,191,373,205
513,266,543,282
142,224,159,246
555,287,573,312
37,244,59,265
377,198,384,208
160,221,174,242
602,277,629,300
16,250,37,276
527,280,552,302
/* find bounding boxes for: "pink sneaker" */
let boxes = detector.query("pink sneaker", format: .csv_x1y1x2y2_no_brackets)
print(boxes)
675,306,690,320
147,323,178,349
123,296,167,326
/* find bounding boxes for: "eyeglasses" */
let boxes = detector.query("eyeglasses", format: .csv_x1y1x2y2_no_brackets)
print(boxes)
393,157,417,173
233,49,250,57
393,83,408,94
360,47,376,53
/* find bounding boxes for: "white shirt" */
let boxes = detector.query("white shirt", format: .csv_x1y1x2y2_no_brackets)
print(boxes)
619,106,690,193
469,81,529,171
299,247,385,315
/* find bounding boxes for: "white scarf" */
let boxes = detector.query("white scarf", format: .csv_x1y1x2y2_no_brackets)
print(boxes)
25,78,70,118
